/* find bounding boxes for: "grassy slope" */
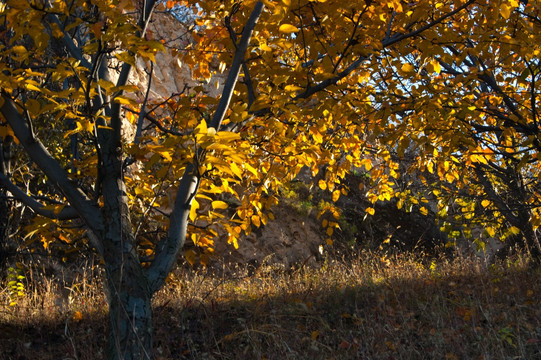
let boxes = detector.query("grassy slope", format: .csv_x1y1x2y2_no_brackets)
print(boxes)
1,252,540,359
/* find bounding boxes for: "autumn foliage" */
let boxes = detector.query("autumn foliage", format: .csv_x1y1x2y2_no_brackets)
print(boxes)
1,0,541,358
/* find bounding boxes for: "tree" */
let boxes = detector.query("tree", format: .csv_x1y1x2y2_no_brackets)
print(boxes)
1,0,538,358
355,0,541,257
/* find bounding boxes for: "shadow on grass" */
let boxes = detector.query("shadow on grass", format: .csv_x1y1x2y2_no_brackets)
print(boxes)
1,258,541,360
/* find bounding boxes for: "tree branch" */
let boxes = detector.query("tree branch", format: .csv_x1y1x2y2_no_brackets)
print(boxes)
225,12,256,108
209,1,264,130
49,14,93,70
294,0,476,101
110,0,157,148
147,1,265,293
134,61,154,144
382,0,476,47
124,107,186,137
0,95,105,240
0,173,79,220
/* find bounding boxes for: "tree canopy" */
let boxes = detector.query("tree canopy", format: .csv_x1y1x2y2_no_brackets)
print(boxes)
1,0,540,358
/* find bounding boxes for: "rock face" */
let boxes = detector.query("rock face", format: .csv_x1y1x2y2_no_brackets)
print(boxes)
118,11,225,139
213,204,325,270
129,11,224,101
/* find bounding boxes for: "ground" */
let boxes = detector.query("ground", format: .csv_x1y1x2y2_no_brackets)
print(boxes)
1,251,540,359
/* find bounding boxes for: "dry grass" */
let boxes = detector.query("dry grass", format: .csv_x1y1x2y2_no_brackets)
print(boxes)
1,251,540,359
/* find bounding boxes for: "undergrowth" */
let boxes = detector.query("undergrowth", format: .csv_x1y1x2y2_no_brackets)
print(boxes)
1,251,540,359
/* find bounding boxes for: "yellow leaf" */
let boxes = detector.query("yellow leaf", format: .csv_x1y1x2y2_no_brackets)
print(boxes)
326,227,333,236
445,241,456,248
115,51,136,67
332,189,340,202
427,161,434,174
212,200,228,210
244,163,258,177
11,45,27,55
185,249,197,266
279,24,300,34
361,158,372,171
216,131,240,142
189,199,199,222
82,120,95,132
284,84,303,92
366,207,375,215
500,4,512,19
25,84,41,92
114,96,137,106
97,79,115,92
228,235,239,249
401,63,415,73
420,206,428,216
318,179,327,190
508,226,520,235
251,215,261,227
194,119,208,135
73,311,83,321
259,43,272,52
431,59,441,74
230,162,243,179
481,200,490,208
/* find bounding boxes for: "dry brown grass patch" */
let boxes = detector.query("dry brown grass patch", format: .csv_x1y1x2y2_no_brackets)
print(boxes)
1,252,540,359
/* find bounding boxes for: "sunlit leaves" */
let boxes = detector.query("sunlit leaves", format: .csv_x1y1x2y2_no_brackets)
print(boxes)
211,200,228,210
278,24,299,33
401,63,415,73
2,0,540,263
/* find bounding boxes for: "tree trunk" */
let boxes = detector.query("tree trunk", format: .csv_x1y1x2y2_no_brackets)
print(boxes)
105,258,153,360
102,229,153,359
98,127,154,358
